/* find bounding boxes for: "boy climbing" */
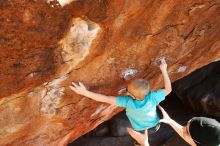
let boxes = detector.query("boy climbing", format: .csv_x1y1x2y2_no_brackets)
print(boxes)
67,58,171,146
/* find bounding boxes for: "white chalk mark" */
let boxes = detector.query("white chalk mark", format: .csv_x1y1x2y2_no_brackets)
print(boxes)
122,68,138,80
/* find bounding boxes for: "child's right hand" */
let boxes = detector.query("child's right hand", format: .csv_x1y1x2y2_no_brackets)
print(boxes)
69,82,88,95
159,58,167,72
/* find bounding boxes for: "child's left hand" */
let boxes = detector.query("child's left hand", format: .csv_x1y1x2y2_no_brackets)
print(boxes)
69,82,87,95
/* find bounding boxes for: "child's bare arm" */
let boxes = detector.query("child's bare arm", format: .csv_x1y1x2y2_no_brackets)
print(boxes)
69,82,117,105
160,58,172,96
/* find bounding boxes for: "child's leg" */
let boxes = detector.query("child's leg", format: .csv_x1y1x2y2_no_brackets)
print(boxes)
127,128,145,146
144,129,150,146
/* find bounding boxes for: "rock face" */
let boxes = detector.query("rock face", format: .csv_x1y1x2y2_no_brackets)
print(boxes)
0,0,220,145
173,61,220,117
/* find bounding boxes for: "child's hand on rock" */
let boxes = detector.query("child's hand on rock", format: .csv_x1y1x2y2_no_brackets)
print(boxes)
159,58,167,72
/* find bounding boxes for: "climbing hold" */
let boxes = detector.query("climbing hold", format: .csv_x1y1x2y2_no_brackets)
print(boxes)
176,66,187,73
151,56,175,66
121,68,138,80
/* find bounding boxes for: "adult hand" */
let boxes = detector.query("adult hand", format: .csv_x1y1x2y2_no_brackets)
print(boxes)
69,82,87,95
158,105,172,124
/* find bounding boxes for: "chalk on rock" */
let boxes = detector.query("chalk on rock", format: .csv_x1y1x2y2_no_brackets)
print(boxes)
59,17,100,72
151,56,175,66
47,0,78,7
121,68,138,80
176,66,187,73
40,87,64,116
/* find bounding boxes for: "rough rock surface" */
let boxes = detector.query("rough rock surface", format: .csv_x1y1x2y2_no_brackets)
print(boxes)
0,0,220,145
173,61,220,117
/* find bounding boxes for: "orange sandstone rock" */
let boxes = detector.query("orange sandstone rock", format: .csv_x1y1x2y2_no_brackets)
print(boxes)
0,0,219,145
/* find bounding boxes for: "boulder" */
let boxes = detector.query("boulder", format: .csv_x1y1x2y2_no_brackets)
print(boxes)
0,0,220,145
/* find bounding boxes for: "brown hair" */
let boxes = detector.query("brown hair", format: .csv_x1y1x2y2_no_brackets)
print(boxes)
127,78,150,100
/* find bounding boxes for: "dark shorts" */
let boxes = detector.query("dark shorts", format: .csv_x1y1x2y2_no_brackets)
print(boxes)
139,123,160,135
133,124,161,145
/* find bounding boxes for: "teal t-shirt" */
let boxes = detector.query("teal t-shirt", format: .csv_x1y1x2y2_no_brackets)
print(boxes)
116,89,165,131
